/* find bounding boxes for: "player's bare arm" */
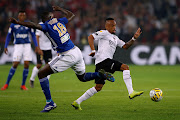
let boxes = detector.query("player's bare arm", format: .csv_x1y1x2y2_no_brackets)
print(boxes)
122,27,142,49
88,34,96,57
9,17,42,30
52,6,75,22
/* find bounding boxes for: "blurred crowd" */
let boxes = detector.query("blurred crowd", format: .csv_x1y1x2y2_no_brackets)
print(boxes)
0,0,180,45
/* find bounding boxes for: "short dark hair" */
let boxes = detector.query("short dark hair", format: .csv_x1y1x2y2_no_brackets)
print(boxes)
41,11,50,22
105,18,114,22
18,10,26,13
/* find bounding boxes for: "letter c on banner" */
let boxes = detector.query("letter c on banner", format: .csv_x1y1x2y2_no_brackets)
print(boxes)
130,45,150,65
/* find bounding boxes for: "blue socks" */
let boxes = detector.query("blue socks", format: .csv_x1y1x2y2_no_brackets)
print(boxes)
22,68,29,85
83,72,100,81
39,77,52,102
6,67,29,86
6,67,16,85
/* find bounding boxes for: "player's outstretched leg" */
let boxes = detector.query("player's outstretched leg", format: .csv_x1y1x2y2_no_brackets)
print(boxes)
122,68,144,99
98,69,115,82
71,101,82,111
71,87,98,110
77,69,114,82
129,91,144,99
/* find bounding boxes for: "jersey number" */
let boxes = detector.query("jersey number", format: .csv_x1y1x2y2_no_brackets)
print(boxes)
53,23,67,36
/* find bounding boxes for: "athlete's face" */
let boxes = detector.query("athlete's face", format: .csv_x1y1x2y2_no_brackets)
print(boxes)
48,12,54,19
42,12,54,22
105,20,116,34
18,12,26,22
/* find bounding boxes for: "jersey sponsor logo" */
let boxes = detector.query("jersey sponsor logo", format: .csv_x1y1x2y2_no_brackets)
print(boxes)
14,25,20,29
61,33,70,44
16,33,28,39
109,40,116,49
109,40,115,46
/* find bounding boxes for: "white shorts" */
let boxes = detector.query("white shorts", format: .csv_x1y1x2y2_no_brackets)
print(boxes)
49,46,85,75
13,44,32,62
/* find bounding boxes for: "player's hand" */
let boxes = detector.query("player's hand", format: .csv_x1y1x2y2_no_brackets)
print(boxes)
4,48,8,54
35,47,43,55
133,28,142,39
39,49,43,56
9,17,18,24
52,6,61,11
89,52,95,57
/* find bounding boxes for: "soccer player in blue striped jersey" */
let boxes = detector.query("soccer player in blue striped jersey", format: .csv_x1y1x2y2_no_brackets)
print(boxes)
1,10,40,91
9,6,115,112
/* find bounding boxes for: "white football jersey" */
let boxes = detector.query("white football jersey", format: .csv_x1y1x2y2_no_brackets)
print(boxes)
92,30,125,65
36,22,52,50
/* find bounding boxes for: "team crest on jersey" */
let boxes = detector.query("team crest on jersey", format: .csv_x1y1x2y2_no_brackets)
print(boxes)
95,30,103,35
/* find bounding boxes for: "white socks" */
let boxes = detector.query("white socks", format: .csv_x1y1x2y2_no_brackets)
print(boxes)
76,87,97,104
47,75,51,80
123,70,134,95
30,66,39,81
75,70,134,105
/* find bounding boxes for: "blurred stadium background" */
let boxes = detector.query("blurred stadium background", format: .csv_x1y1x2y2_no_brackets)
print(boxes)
0,0,180,65
0,1,180,120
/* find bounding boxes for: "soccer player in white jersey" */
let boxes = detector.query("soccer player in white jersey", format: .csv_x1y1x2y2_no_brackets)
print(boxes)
1,10,40,91
9,6,115,112
72,18,144,110
29,22,52,88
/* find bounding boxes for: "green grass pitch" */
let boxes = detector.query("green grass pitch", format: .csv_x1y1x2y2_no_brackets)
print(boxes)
0,64,180,120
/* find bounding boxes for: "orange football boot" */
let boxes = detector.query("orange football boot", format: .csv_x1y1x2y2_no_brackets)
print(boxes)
21,85,28,90
1,84,8,90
